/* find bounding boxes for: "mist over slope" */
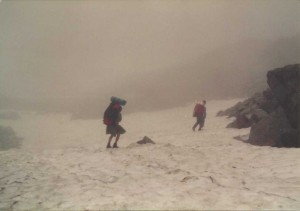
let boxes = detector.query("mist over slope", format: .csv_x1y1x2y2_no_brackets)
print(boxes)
1,35,299,119
125,36,300,110
0,1,299,118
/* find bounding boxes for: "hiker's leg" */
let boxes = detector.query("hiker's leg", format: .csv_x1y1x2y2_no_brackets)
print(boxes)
199,117,205,130
192,121,198,131
107,135,113,148
195,117,201,130
193,118,200,131
113,134,120,148
203,118,206,127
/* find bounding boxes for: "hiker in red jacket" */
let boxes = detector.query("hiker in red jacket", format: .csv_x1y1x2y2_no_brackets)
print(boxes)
192,100,206,131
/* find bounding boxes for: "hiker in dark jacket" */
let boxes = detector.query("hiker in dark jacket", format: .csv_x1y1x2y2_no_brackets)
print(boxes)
103,102,126,148
192,100,206,131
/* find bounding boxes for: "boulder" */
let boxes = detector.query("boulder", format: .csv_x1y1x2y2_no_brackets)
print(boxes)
0,111,20,120
249,107,297,147
251,108,269,122
137,136,156,145
220,92,274,129
0,126,22,150
267,64,299,131
226,114,253,129
221,64,299,147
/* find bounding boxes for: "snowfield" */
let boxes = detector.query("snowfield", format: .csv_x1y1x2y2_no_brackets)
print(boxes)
0,99,300,210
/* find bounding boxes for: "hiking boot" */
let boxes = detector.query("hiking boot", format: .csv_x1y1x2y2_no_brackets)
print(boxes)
113,143,119,148
106,144,111,148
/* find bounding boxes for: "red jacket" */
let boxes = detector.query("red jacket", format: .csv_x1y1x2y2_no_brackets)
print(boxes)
193,103,205,117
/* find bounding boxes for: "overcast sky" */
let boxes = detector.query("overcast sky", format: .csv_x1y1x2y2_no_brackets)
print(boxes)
0,0,299,105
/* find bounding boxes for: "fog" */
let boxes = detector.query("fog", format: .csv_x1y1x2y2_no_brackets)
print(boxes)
0,0,299,117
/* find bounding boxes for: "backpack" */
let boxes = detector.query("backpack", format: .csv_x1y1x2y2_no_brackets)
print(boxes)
103,118,112,125
103,104,112,125
103,103,122,125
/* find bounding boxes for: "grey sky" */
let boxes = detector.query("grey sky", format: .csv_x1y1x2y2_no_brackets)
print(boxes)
0,0,299,104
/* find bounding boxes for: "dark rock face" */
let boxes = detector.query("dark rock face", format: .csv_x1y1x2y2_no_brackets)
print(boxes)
267,65,299,132
0,111,20,120
219,64,299,147
226,114,253,129
260,64,299,147
0,126,22,150
219,92,271,129
137,136,156,145
249,107,297,147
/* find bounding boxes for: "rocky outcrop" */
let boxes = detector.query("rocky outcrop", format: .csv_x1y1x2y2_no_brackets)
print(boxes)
267,65,299,132
0,111,20,120
0,126,22,150
219,64,299,147
218,91,274,129
226,114,253,129
250,64,299,147
249,107,297,147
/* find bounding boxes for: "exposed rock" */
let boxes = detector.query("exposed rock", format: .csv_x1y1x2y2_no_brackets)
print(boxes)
249,107,296,147
226,114,253,129
137,136,156,145
0,126,22,150
251,64,300,147
251,109,269,122
220,64,299,147
218,92,272,128
267,64,299,131
0,111,20,120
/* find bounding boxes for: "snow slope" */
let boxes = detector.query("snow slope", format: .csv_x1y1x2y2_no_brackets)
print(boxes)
0,99,300,210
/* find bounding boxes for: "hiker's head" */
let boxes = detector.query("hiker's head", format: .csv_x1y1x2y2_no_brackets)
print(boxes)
203,100,206,105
